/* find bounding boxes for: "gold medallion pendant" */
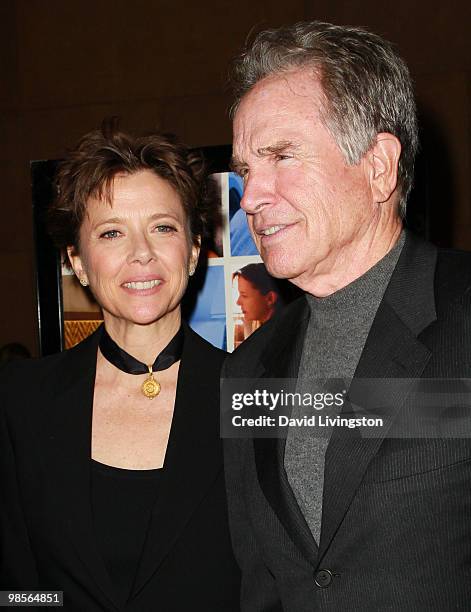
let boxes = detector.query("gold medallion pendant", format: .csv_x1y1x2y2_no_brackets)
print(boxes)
141,365,161,399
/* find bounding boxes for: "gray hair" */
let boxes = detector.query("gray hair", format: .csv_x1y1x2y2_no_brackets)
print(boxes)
229,21,418,214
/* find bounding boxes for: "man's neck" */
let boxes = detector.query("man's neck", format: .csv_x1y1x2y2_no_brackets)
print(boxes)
295,222,403,298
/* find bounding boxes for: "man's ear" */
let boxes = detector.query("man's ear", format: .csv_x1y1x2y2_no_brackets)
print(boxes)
368,133,401,204
66,245,88,285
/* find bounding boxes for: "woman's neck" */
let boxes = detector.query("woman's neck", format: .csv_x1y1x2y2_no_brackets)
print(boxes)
102,309,182,364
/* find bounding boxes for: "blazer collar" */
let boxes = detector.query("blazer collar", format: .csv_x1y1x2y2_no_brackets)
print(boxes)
254,231,438,567
319,231,437,561
42,324,223,608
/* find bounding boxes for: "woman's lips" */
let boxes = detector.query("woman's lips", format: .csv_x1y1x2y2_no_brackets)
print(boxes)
123,279,162,290
121,278,163,295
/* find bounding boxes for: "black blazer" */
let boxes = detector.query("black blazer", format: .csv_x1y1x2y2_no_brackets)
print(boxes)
223,232,471,611
0,323,240,611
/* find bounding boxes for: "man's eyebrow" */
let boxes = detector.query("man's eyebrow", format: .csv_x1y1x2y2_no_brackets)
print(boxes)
230,141,299,174
257,140,299,157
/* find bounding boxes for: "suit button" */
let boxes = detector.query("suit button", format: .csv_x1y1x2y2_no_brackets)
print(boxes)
315,569,333,588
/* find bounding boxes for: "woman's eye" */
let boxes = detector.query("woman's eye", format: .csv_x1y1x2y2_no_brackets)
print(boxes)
100,230,121,239
155,225,176,233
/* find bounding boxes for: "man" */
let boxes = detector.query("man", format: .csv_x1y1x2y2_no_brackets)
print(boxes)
223,21,471,611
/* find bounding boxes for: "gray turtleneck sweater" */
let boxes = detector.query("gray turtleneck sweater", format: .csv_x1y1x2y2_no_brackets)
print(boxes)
284,233,405,544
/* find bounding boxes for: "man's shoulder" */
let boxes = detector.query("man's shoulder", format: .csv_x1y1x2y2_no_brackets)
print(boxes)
224,295,308,374
414,246,471,373
432,247,471,318
399,233,471,314
435,247,471,293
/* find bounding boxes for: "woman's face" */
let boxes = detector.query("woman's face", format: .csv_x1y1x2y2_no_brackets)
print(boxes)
68,170,199,328
236,276,275,323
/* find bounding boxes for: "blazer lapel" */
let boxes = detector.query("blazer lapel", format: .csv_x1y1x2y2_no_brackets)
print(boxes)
253,298,319,566
40,327,121,611
319,233,437,561
130,325,223,597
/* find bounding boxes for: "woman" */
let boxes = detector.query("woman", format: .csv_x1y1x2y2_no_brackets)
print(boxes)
0,126,240,610
233,263,282,346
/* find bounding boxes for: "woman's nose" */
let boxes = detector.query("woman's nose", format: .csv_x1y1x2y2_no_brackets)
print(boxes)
127,233,155,265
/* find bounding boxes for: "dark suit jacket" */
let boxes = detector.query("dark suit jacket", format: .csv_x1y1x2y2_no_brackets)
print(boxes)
0,323,240,611
223,233,471,611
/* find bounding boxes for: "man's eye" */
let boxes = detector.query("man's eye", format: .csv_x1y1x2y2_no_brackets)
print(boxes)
155,225,176,233
275,154,291,162
100,230,121,239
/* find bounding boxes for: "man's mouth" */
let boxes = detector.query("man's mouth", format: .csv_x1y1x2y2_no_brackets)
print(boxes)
123,280,162,290
259,225,286,236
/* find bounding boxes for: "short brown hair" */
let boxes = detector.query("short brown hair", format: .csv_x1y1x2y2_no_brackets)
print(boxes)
48,122,208,250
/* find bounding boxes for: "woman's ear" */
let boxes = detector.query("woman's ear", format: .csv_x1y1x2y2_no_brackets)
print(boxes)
266,290,278,308
189,237,201,276
67,245,88,286
368,133,401,204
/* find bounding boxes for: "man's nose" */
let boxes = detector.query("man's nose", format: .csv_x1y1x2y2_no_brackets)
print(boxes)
127,233,155,265
240,170,274,215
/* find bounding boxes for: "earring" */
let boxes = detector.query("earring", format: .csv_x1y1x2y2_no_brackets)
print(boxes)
189,266,196,277
79,278,88,287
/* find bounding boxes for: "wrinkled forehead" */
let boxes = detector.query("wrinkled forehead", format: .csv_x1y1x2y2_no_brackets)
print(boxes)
232,69,325,152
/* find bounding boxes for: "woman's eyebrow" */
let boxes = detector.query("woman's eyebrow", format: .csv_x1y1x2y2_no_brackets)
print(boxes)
93,212,181,229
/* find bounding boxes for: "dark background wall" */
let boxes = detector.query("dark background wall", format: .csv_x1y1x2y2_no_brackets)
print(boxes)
1,0,470,354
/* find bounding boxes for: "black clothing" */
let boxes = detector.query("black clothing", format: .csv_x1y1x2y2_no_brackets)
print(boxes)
91,461,162,605
224,232,471,611
0,323,241,611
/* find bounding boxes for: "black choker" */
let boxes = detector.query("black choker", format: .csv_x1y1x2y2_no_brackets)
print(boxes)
99,325,184,399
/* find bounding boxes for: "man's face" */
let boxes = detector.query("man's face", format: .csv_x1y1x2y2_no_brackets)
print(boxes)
232,69,377,293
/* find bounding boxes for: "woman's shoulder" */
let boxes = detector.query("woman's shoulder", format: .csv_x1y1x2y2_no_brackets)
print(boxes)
0,330,100,411
0,352,67,424
183,323,227,365
1,329,99,383
0,350,66,387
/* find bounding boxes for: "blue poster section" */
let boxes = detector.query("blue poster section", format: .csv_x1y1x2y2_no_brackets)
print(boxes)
188,265,227,350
